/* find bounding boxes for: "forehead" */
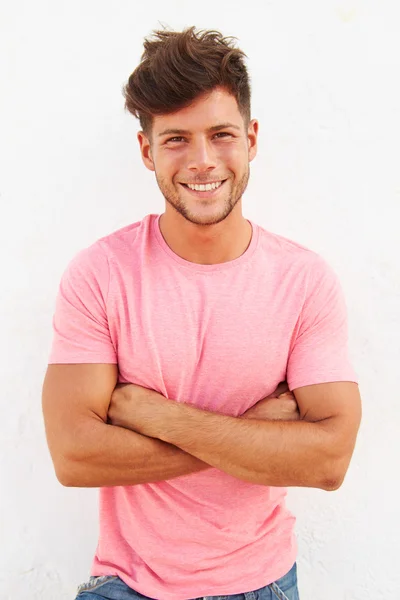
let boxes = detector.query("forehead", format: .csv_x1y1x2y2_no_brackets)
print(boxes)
152,88,244,135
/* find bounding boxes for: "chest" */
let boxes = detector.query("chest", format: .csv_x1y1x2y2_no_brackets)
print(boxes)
108,264,300,415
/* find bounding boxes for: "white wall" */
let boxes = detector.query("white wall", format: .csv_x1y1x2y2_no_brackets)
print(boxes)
1,1,399,598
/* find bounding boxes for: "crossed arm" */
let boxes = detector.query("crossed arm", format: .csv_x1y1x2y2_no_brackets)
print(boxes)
42,364,361,490
107,379,361,490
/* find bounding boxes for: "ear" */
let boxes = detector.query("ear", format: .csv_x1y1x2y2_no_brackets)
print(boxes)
137,131,155,172
247,119,258,163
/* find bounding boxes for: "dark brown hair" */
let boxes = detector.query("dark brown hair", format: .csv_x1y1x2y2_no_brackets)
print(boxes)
122,26,251,139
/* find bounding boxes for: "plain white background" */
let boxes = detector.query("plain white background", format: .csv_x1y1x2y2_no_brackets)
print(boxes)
1,1,399,598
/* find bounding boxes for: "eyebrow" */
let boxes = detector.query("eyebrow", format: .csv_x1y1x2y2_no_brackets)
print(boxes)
157,122,241,137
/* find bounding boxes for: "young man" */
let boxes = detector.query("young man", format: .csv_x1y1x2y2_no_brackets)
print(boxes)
42,26,361,600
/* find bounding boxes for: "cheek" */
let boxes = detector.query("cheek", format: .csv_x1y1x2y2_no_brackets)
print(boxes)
155,156,181,182
218,144,246,164
163,153,186,177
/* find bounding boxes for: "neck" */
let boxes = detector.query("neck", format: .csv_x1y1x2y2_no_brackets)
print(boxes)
158,203,252,265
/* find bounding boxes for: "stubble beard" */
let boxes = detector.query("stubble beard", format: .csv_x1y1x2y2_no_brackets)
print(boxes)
155,167,250,226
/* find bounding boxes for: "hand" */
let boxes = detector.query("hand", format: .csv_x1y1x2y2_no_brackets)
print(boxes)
242,381,300,422
108,382,167,434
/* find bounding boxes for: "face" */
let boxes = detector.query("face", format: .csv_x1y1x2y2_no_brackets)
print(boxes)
138,87,258,226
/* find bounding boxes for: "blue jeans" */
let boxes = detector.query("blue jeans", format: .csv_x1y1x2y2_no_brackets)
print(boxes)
75,562,299,600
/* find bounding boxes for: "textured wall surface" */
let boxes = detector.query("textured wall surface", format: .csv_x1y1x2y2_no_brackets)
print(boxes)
1,1,399,598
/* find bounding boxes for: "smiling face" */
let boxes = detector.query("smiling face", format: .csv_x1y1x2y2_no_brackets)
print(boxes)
138,87,258,226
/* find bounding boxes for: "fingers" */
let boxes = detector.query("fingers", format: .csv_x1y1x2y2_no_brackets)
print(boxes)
278,391,295,400
278,400,297,409
277,393,299,414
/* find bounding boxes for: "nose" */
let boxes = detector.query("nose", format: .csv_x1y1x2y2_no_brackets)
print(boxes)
186,138,218,174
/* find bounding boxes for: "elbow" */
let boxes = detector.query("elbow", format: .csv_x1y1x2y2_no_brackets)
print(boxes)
320,475,344,491
56,463,79,487
51,449,84,487
319,457,349,491
46,424,99,487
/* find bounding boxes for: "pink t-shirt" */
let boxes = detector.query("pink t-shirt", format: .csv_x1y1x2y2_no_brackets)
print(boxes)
49,214,357,599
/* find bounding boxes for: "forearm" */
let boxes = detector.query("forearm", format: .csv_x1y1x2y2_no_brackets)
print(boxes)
142,400,344,490
57,417,210,488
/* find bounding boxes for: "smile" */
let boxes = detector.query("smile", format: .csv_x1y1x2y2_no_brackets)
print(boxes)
183,180,225,192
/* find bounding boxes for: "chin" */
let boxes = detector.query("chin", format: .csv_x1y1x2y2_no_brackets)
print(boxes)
183,205,236,226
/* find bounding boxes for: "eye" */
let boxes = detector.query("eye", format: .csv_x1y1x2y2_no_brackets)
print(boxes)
214,132,232,138
166,137,185,143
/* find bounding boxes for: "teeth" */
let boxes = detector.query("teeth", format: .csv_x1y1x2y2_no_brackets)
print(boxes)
187,181,223,191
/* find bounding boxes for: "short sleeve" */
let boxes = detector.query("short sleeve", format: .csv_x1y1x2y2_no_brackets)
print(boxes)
286,256,358,390
48,242,117,364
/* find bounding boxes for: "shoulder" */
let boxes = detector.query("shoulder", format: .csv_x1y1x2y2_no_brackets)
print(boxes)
96,214,154,257
63,214,155,278
255,222,335,280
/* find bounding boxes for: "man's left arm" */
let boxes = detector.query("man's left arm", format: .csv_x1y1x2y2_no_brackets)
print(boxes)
110,380,361,490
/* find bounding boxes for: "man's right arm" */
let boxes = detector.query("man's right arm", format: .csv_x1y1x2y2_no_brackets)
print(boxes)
42,363,210,487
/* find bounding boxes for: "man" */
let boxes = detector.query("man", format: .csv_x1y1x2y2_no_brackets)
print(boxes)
42,26,361,600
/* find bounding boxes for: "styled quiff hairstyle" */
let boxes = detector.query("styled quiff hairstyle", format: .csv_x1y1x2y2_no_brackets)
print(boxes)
123,26,251,139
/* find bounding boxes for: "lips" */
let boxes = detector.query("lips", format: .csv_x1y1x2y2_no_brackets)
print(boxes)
178,179,228,199
179,179,226,185
180,179,227,187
